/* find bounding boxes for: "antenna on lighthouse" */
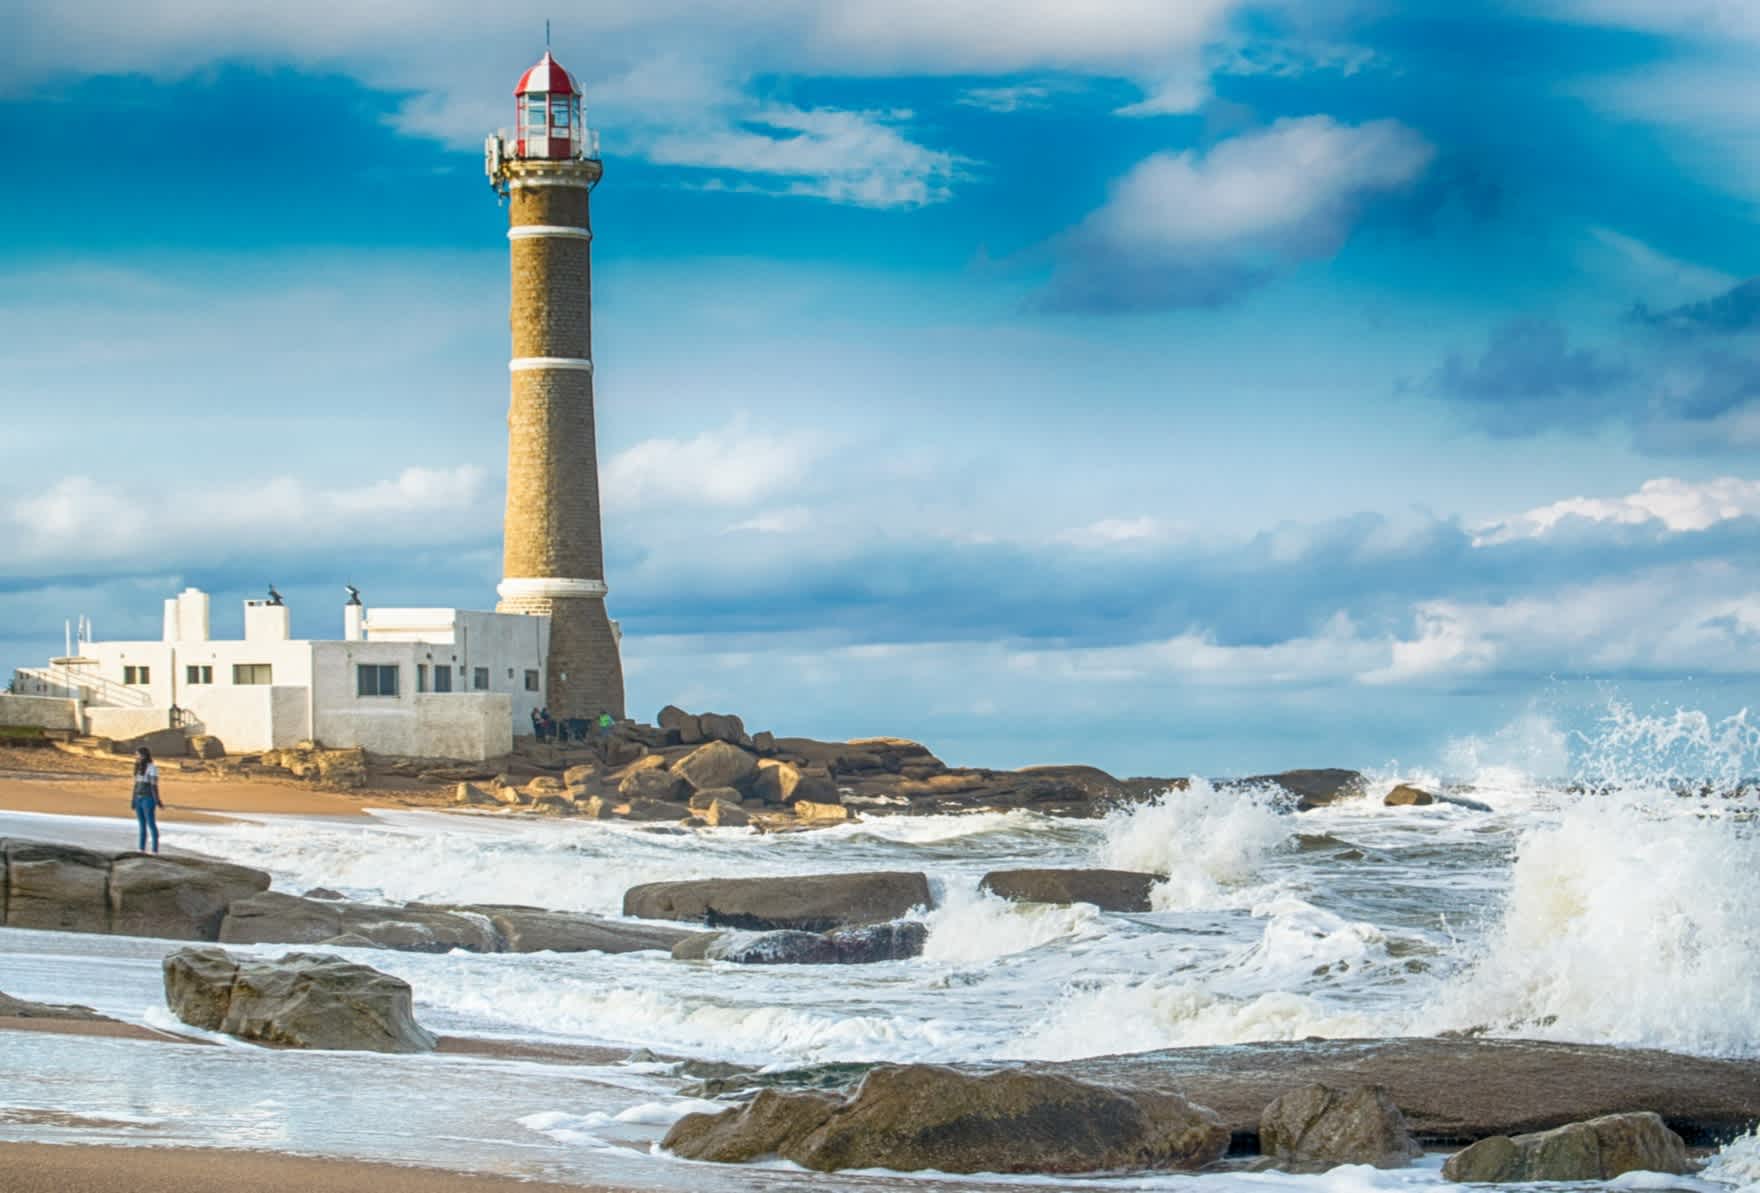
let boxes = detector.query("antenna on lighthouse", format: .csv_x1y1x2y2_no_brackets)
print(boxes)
545,19,551,49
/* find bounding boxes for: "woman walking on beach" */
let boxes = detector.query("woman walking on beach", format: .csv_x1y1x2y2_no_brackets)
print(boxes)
132,747,162,853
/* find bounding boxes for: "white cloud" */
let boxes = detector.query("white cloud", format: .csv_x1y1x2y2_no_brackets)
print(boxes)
603,421,825,511
1476,476,1760,545
1056,516,1169,547
728,507,813,535
645,106,962,208
958,84,1055,113
3,466,491,570
1086,116,1434,254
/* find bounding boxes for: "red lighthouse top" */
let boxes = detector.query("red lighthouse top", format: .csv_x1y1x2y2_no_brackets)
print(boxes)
514,51,580,98
512,51,585,161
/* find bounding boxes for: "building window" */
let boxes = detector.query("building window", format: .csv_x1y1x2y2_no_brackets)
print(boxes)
524,669,540,692
473,667,490,691
186,665,213,685
233,664,273,685
416,664,428,693
123,665,150,685
433,665,453,693
357,664,399,698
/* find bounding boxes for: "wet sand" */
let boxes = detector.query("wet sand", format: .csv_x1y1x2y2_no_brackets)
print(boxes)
0,1143,633,1192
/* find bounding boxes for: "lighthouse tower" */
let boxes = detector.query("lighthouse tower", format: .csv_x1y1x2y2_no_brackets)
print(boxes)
485,50,625,721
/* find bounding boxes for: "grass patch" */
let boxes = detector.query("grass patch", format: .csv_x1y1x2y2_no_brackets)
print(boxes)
0,725,50,746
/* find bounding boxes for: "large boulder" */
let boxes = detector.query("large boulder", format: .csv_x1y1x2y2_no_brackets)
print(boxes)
703,799,750,827
219,891,344,944
108,855,271,941
186,734,225,760
696,712,747,745
1442,1112,1691,1182
1384,784,1436,807
658,704,702,744
162,946,436,1053
620,767,690,803
665,1065,1230,1174
1259,1084,1420,1171
980,868,1159,912
624,872,933,932
2,839,112,933
673,741,758,792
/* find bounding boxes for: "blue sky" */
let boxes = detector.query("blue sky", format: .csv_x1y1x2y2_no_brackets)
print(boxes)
5,0,1760,776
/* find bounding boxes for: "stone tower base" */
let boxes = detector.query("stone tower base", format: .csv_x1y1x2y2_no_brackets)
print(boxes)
497,594,625,721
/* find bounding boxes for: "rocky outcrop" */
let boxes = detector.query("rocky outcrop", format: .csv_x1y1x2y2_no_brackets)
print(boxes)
664,1065,1230,1174
453,781,498,806
980,868,1160,912
624,872,933,932
620,767,690,803
1442,1112,1692,1182
1259,1084,1420,1171
162,946,436,1053
703,798,750,827
108,855,272,940
700,922,927,965
1052,1037,1760,1146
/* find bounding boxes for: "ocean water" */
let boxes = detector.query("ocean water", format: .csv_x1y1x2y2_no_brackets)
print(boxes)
2,704,1758,1191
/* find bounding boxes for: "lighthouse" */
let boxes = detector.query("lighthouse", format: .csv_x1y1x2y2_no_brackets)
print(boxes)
485,50,625,721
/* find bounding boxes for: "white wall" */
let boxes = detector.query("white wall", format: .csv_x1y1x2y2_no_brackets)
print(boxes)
177,685,311,753
86,706,173,740
0,694,80,731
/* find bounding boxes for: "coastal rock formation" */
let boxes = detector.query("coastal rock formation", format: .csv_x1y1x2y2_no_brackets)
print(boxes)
108,855,272,940
1259,1084,1420,1170
219,891,344,944
664,1065,1230,1174
1441,1112,1692,1182
979,868,1160,912
1054,1037,1760,1145
163,946,436,1053
703,798,750,827
619,767,689,802
623,872,933,931
700,922,928,965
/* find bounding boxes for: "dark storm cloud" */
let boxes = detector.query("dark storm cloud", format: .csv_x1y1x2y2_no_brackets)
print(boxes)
1425,319,1634,435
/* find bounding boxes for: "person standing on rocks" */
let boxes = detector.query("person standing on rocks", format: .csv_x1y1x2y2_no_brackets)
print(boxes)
131,747,163,853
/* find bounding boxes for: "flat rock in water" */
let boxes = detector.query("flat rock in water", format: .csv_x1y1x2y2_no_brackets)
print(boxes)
2,839,113,934
1050,1037,1760,1145
980,868,1160,912
665,1064,1230,1174
623,872,933,932
458,905,694,954
0,991,115,1023
162,946,436,1053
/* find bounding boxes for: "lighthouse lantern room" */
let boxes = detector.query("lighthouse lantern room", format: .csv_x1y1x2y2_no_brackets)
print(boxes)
514,51,584,161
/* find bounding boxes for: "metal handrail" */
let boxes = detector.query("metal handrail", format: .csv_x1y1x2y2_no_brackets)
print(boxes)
13,665,154,708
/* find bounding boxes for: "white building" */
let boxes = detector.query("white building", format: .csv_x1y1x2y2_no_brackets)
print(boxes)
9,588,561,761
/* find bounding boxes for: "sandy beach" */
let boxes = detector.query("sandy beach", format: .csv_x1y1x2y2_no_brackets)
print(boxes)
0,746,397,823
0,1144,631,1193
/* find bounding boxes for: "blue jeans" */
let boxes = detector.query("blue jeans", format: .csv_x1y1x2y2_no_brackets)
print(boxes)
133,797,159,852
